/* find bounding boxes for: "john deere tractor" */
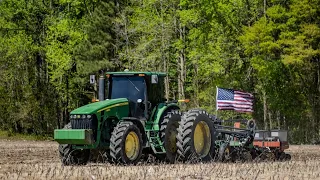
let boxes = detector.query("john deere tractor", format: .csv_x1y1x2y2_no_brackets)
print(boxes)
54,71,181,165
54,71,217,165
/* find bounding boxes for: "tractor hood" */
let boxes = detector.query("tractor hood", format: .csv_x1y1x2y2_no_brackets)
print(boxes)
70,98,129,114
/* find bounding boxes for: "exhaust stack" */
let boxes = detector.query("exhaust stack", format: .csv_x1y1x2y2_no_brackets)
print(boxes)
98,75,105,101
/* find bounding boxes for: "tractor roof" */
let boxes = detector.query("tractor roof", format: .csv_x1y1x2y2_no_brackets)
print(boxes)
106,71,166,77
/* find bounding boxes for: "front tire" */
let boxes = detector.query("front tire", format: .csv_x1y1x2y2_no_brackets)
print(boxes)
110,121,143,164
58,123,90,166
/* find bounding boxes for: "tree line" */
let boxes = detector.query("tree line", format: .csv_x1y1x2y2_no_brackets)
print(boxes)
0,0,319,144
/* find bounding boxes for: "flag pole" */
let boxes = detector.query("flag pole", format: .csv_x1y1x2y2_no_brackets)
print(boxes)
216,86,219,119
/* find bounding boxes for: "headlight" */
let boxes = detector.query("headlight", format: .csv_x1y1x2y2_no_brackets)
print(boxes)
71,114,92,119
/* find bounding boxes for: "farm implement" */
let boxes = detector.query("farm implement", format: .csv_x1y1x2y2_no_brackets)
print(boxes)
215,119,291,162
253,129,291,161
54,71,290,165
215,119,256,162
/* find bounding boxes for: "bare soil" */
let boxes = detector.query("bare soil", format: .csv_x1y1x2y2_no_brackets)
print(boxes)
1,140,320,179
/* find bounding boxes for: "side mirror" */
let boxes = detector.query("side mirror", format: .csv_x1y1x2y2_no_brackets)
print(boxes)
151,75,158,84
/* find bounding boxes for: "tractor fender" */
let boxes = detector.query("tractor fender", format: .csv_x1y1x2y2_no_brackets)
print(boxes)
121,117,147,147
152,103,180,130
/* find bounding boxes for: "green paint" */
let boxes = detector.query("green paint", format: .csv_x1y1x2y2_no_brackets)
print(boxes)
144,103,179,154
55,99,129,148
54,129,93,144
107,71,166,77
148,103,179,131
145,103,164,130
229,141,241,147
228,141,254,148
215,140,225,147
70,98,128,114
149,135,165,154
104,102,129,120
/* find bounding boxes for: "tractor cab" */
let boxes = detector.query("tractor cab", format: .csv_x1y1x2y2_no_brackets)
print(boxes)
104,71,166,120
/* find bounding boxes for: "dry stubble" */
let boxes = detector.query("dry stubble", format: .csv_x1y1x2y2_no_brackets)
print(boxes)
1,140,320,180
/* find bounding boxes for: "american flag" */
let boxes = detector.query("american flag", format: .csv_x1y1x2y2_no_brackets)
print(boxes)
216,87,254,113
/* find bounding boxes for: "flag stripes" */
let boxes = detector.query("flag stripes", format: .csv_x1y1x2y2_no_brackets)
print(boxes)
216,87,254,113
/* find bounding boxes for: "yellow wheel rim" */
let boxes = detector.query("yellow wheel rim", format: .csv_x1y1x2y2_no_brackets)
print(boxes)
193,121,211,157
125,131,140,160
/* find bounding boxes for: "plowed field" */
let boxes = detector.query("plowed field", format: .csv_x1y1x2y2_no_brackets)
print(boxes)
1,140,320,179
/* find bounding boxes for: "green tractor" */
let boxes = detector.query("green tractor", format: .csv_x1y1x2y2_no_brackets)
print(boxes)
54,71,216,165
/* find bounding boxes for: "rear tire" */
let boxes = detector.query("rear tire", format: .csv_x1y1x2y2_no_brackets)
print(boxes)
58,123,90,166
159,110,182,163
110,121,143,164
176,109,215,162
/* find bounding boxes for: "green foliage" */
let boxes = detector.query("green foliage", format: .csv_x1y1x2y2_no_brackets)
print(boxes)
0,130,53,140
0,0,320,143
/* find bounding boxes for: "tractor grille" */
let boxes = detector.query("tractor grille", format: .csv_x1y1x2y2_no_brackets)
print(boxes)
70,116,98,141
71,119,94,129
